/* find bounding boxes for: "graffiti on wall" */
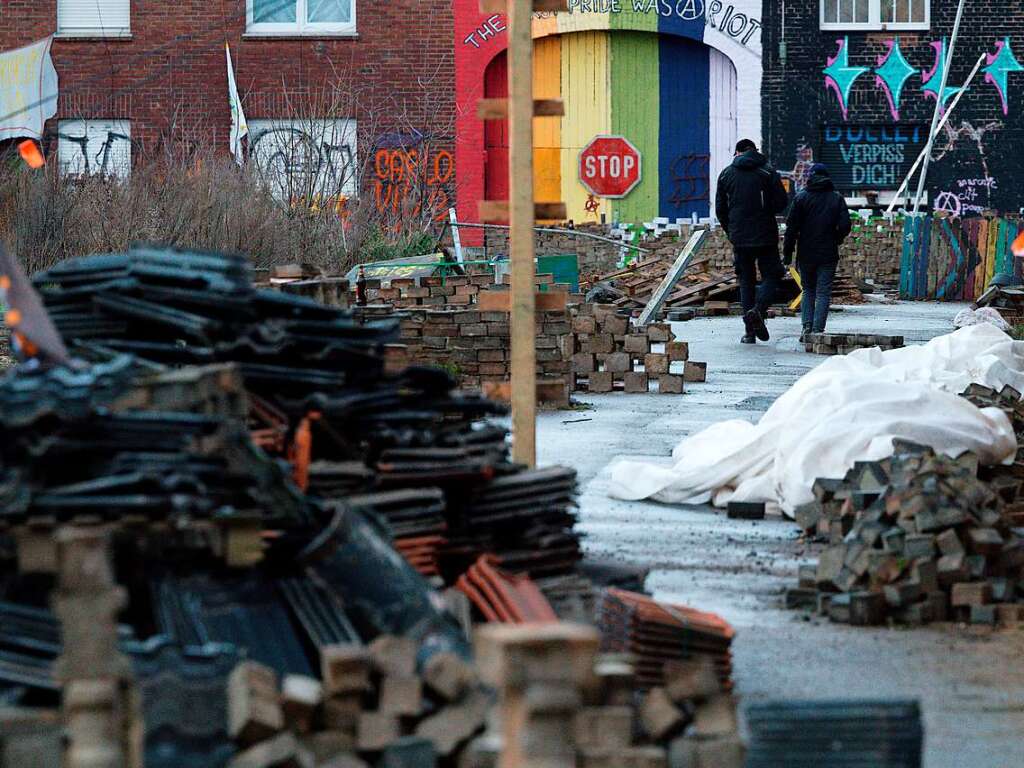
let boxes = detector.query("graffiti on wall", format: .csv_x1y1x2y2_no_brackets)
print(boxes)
921,39,962,109
249,120,357,204
932,119,1003,217
460,0,762,48
373,147,454,222
874,40,916,120
57,120,132,179
983,38,1024,115
823,37,868,120
820,124,926,189
462,14,507,48
666,153,709,208
825,38,1024,120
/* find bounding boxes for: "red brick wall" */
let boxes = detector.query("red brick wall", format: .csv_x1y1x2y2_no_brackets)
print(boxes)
0,1,455,204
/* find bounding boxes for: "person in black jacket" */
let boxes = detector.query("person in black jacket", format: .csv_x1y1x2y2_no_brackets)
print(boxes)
715,139,790,344
783,163,852,342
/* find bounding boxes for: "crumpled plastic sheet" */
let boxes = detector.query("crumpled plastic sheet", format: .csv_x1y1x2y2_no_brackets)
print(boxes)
953,306,1012,332
608,324,1024,517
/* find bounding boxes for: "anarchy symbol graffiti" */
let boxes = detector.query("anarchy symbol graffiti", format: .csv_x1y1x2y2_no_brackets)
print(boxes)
934,191,962,217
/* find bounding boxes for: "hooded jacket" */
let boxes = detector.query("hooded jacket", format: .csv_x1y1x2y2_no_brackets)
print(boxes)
715,151,790,248
783,172,852,267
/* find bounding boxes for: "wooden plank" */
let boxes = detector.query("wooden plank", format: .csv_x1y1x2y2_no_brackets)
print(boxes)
508,0,537,466
477,98,565,120
899,217,914,299
636,229,709,326
480,0,566,11
915,216,931,300
984,217,997,291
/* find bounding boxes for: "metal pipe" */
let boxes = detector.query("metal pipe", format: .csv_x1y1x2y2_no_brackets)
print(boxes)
450,220,652,254
912,0,968,217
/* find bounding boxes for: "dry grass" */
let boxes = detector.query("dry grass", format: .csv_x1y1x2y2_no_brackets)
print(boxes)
0,147,441,276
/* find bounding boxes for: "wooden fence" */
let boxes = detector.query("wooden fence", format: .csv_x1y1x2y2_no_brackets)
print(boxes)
900,215,1022,300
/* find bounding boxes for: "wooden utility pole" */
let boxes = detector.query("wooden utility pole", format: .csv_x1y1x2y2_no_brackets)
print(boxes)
477,0,566,467
506,0,537,467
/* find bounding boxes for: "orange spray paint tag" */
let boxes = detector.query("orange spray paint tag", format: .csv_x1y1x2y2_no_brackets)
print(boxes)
1013,230,1024,258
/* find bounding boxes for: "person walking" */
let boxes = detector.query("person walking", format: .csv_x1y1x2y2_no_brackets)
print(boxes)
715,139,790,344
782,162,852,343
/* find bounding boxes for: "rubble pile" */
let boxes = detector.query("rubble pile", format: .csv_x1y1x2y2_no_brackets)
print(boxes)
804,332,905,355
571,305,706,394
0,244,750,767
469,625,745,768
787,420,1024,626
579,251,863,319
225,638,490,768
30,246,584,583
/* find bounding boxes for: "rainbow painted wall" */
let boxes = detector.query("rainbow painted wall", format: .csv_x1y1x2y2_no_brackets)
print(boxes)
453,2,764,240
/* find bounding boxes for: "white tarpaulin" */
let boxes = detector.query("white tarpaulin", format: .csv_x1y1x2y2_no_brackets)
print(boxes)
0,37,58,142
608,324,1024,516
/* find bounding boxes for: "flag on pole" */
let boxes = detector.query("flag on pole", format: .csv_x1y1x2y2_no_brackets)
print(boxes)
226,43,248,166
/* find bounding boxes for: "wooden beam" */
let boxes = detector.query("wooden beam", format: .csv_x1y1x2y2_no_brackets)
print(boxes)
477,201,566,222
477,98,565,120
479,0,567,13
507,0,536,468
635,229,708,326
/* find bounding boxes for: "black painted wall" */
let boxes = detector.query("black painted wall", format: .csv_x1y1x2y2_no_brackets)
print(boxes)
761,0,1024,215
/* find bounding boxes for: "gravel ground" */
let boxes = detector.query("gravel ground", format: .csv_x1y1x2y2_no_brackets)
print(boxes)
537,301,1024,768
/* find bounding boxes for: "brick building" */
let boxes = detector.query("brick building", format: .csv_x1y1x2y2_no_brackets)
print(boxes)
761,0,1024,215
0,0,456,217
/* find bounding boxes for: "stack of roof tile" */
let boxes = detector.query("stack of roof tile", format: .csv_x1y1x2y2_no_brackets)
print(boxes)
745,700,923,768
595,589,735,692
455,555,559,623
442,465,582,580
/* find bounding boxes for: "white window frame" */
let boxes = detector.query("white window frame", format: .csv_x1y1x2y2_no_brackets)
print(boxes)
820,0,929,31
246,0,357,37
57,119,132,179
56,0,132,38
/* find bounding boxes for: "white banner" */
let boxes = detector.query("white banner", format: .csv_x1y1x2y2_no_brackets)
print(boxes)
0,37,59,142
226,43,248,166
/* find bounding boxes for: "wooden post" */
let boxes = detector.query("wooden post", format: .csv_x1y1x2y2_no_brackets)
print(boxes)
507,0,537,467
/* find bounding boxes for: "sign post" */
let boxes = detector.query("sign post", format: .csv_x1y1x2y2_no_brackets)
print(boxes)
578,136,642,199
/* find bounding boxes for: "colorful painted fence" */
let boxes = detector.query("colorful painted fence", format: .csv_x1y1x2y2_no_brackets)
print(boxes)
900,215,1022,300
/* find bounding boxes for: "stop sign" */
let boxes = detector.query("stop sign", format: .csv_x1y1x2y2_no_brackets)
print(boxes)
578,135,642,198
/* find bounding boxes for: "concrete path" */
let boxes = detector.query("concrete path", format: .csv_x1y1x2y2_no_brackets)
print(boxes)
538,302,1024,768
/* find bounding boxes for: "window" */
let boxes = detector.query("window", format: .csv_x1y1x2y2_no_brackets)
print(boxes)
57,0,131,37
58,119,131,179
249,119,358,203
246,0,356,36
820,0,928,30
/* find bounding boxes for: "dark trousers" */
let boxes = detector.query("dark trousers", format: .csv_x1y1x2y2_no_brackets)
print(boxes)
800,261,837,333
734,245,785,316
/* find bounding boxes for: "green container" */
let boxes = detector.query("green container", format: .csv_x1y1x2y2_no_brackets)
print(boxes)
536,254,580,293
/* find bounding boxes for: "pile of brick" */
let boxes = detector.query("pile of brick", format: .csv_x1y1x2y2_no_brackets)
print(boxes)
805,332,905,355
787,436,1024,627
227,639,488,767
468,624,744,768
571,305,706,394
397,291,572,406
275,267,572,312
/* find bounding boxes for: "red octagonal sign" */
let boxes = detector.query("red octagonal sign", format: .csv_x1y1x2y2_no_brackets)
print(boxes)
578,135,642,199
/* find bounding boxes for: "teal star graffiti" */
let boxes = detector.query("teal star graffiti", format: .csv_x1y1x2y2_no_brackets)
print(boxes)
874,40,916,120
823,37,868,120
983,38,1023,115
922,38,963,109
